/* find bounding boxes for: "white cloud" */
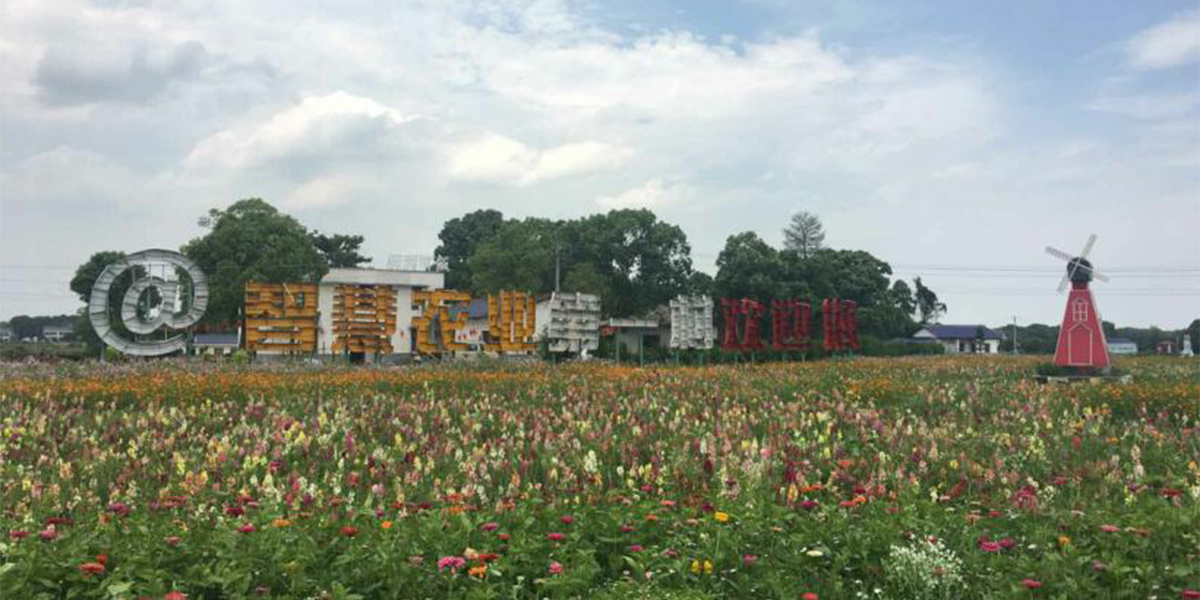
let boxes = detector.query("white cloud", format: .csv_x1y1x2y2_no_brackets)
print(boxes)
1126,10,1200,69
184,91,419,174
1088,91,1200,119
597,178,692,209
447,134,632,184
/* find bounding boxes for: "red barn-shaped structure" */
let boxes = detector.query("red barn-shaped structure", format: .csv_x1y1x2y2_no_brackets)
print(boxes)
1046,235,1111,370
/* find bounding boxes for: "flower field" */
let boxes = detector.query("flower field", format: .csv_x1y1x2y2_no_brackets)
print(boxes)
1,357,1197,599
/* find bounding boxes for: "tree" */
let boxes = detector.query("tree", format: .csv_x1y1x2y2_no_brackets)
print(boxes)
467,218,559,294
435,209,505,290
913,277,946,324
182,198,328,326
890,280,916,317
782,211,825,259
310,232,370,268
1187,319,1199,353
714,232,786,305
562,262,612,299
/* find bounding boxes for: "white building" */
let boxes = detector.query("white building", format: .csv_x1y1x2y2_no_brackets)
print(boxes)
1106,337,1138,355
316,268,444,356
912,324,1004,354
41,324,74,343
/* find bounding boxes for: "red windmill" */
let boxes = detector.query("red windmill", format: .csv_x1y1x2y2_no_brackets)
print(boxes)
1045,234,1111,370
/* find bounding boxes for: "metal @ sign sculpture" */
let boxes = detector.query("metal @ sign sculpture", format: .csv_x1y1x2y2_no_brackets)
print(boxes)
88,249,209,356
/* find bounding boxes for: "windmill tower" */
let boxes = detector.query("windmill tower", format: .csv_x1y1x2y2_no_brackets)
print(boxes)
1045,234,1111,370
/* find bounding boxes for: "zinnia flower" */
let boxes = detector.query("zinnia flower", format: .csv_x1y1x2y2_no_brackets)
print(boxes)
630,544,644,553
79,562,106,576
549,561,564,575
743,554,758,566
802,594,819,600
1100,524,1120,532
39,529,58,541
547,532,564,541
561,515,575,524
480,522,499,532
165,536,181,546
800,500,818,510
438,556,466,572
9,530,29,541
237,523,256,534
340,526,358,537
714,512,729,522
1182,590,1200,599
164,592,188,600
979,541,1002,552
468,565,487,578
1022,579,1042,589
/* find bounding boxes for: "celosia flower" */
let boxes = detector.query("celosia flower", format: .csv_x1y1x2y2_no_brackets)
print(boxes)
438,556,466,572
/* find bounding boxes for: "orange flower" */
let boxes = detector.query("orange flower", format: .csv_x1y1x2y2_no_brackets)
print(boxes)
273,518,292,528
381,520,393,530
468,565,487,578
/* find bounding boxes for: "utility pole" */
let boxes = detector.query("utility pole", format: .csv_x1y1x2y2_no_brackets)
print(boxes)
1012,316,1018,355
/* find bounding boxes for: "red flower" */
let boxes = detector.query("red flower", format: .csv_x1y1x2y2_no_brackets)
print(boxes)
96,554,108,565
1022,579,1042,589
225,506,245,517
549,561,564,575
979,541,1002,552
79,562,106,576
165,535,182,546
164,592,188,600
802,593,819,600
743,554,758,566
39,529,58,541
547,532,564,542
497,533,511,541
561,516,575,525
1100,524,1120,533
238,523,256,534
9,530,29,541
620,524,635,533
998,538,1016,550
1182,590,1200,599
630,544,644,553
480,522,500,532
340,526,358,537
800,500,819,510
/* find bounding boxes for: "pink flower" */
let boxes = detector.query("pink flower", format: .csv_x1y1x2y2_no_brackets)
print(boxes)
1022,579,1042,589
979,541,1002,552
438,556,466,572
547,532,564,542
497,533,511,541
480,522,500,532
630,545,644,553
164,592,188,600
548,561,564,575
663,549,679,558
9,530,29,541
165,536,181,546
800,500,819,510
998,538,1016,550
1182,590,1200,599
39,529,58,541
561,516,575,525
237,523,256,534
1100,524,1120,533
620,524,635,533
742,554,758,566
225,506,245,517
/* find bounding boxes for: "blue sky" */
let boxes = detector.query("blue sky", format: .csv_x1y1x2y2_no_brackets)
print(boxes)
1,0,1197,327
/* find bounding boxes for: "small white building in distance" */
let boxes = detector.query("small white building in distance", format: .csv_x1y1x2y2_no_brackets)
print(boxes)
1106,337,1138,355
41,324,74,343
912,324,1004,354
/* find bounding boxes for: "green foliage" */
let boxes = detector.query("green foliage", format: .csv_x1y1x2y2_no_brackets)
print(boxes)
436,209,506,290
913,277,946,325
468,218,560,295
310,232,371,268
182,198,328,326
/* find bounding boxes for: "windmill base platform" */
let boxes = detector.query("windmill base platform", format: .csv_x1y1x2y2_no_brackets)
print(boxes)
1035,371,1132,385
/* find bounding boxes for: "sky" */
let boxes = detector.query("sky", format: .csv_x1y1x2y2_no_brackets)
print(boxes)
1,0,1198,328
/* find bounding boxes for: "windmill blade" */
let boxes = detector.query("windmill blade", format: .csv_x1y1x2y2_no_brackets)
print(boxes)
1080,234,1097,259
1057,272,1071,293
1045,246,1074,262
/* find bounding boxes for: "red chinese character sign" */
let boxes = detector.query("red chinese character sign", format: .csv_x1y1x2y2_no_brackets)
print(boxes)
822,299,860,351
721,297,858,352
1045,235,1111,370
771,300,811,350
721,298,764,350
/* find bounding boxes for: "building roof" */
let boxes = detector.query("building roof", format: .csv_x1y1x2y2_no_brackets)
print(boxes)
42,324,74,333
451,298,490,320
321,267,444,288
1107,337,1136,345
916,324,1003,341
195,333,239,346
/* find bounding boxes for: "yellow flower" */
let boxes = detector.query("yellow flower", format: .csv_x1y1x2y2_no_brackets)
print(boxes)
714,512,729,523
691,560,700,574
1058,535,1071,547
273,518,292,528
381,520,393,530
703,560,713,574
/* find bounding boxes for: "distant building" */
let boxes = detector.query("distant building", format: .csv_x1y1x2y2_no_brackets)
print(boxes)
0,324,12,343
194,332,240,356
912,324,1003,354
41,324,74,343
603,317,664,359
1106,337,1138,355
1155,340,1176,355
452,298,491,351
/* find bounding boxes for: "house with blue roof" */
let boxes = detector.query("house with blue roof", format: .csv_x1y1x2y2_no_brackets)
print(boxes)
912,324,1004,354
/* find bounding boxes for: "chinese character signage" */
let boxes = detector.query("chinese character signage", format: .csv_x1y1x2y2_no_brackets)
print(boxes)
720,297,859,352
